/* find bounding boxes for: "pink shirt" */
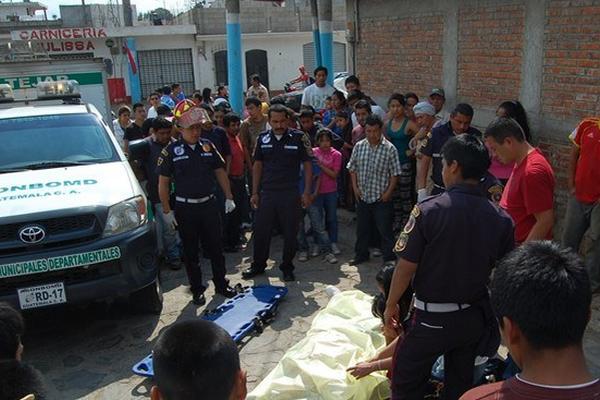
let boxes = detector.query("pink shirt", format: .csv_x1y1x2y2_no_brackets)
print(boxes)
313,147,342,194
487,143,514,180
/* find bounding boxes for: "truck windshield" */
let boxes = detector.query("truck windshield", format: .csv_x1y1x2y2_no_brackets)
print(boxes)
0,113,119,171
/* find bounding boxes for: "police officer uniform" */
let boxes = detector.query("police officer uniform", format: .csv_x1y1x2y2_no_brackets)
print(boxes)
157,138,235,300
391,184,514,399
421,122,482,194
242,128,311,280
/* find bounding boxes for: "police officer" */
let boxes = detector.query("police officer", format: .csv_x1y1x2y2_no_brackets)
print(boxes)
241,104,313,282
157,100,237,305
416,103,482,201
384,134,514,399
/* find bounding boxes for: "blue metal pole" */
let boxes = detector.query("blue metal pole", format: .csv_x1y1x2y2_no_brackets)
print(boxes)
311,0,322,68
226,0,243,113
126,37,142,103
318,0,333,86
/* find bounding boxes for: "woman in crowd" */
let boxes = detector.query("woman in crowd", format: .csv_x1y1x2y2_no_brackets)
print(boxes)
385,93,420,234
404,92,419,122
323,90,350,130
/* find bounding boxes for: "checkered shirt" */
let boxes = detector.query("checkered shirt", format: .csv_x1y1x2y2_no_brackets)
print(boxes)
347,137,402,203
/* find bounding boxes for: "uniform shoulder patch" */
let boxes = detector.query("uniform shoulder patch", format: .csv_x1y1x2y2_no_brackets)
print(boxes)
410,205,421,219
300,132,313,156
394,231,409,253
488,184,503,204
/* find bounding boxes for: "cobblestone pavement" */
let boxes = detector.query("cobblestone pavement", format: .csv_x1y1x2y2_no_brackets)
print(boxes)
20,210,600,399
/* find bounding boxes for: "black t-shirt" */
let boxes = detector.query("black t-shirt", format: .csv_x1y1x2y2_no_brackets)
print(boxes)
124,122,146,141
141,118,154,136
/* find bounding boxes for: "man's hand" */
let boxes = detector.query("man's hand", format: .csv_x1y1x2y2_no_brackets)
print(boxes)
354,188,362,202
225,199,236,214
347,362,377,379
381,191,392,202
161,210,178,230
251,194,260,209
383,303,400,333
301,192,312,208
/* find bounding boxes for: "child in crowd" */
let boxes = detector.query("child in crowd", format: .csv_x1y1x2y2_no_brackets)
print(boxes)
335,110,354,209
347,265,413,379
313,128,343,256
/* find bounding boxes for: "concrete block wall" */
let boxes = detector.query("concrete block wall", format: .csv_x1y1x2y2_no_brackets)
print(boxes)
348,0,600,234
178,0,347,35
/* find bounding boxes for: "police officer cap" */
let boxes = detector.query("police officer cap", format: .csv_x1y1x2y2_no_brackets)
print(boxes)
413,101,436,116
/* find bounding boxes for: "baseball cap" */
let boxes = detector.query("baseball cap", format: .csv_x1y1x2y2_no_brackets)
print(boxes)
430,88,445,98
413,101,436,116
173,99,209,128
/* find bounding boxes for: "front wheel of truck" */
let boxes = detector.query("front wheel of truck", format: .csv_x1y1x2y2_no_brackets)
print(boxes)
130,278,163,315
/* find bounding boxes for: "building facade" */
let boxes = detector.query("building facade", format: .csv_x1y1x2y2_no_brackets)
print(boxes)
346,0,599,232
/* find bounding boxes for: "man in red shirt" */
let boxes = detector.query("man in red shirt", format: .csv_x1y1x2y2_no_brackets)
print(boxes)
461,241,599,400
223,113,248,252
485,117,555,243
562,118,600,293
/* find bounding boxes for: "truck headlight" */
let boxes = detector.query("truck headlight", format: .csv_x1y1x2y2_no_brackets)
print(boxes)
103,196,147,236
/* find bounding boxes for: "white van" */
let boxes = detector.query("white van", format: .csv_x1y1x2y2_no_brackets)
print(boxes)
0,81,162,314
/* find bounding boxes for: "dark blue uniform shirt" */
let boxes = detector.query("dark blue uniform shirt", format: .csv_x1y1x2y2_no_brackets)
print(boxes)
421,122,483,187
253,128,311,192
157,138,225,198
395,183,514,304
139,139,170,203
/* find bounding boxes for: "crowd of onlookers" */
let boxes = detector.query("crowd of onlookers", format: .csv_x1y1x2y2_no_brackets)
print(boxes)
2,63,598,399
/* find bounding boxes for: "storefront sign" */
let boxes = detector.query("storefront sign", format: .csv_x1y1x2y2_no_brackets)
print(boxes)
0,72,103,89
37,41,96,53
10,27,108,41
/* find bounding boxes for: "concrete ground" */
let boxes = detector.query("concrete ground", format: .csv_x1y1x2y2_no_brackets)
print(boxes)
21,210,600,399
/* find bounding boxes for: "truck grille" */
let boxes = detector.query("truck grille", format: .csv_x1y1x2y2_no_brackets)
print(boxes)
0,260,121,295
0,215,97,242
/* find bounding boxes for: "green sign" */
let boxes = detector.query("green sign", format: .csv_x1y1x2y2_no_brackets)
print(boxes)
0,246,121,278
0,72,103,90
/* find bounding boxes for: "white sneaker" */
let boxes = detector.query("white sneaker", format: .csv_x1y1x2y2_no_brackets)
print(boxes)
310,245,320,257
324,253,338,264
331,243,341,255
372,248,382,257
298,251,308,262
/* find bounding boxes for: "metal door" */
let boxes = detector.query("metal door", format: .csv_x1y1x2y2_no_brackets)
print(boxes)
137,49,194,100
302,41,347,75
245,49,269,90
214,50,228,86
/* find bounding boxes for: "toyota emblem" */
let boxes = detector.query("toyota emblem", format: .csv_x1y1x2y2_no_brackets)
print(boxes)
18,225,46,244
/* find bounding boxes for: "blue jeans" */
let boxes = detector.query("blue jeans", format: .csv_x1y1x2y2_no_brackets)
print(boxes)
315,192,338,243
355,200,395,262
154,202,182,262
297,205,332,252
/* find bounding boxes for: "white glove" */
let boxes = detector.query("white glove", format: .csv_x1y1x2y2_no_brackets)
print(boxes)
225,199,236,214
162,210,178,230
417,188,428,203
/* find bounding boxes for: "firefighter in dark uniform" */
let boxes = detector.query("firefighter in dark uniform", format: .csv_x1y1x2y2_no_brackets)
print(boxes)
157,100,237,305
417,103,482,201
384,134,514,400
241,104,313,282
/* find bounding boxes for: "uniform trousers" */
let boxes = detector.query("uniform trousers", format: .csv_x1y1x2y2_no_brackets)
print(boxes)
252,189,301,272
391,307,485,400
175,198,228,294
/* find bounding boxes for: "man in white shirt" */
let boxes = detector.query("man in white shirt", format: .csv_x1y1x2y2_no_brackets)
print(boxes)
429,88,450,128
246,74,270,103
301,66,335,112
147,92,160,118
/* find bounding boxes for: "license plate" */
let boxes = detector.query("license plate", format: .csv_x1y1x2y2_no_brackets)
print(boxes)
17,282,66,310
